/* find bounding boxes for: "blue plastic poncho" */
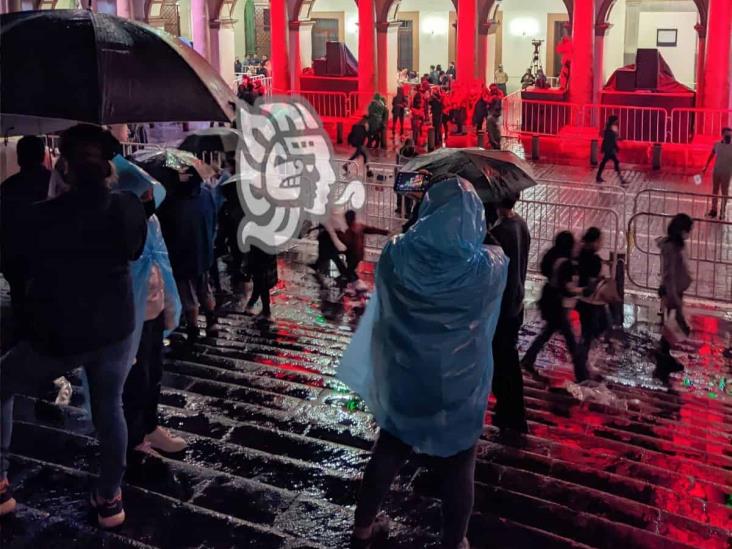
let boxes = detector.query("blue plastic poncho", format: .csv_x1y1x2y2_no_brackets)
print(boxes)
113,156,181,362
338,177,508,457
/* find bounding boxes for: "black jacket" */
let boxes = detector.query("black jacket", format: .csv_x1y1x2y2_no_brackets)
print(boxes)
23,189,147,356
348,123,368,147
601,128,619,155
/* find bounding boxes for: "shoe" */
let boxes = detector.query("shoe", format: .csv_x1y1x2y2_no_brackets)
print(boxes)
145,426,187,453
255,311,272,321
132,440,162,458
595,177,605,183
90,490,125,529
706,210,718,219
350,513,390,549
0,479,17,517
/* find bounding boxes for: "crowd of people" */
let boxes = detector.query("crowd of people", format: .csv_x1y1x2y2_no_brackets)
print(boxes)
0,126,276,528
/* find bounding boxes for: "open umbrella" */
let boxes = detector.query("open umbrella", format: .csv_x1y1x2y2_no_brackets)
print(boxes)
179,127,240,154
402,148,536,202
1,10,236,136
130,148,215,184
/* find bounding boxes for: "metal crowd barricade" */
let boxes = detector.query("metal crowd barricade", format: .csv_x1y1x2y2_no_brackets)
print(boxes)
669,108,732,144
633,188,721,220
348,92,396,120
333,159,362,182
581,104,668,143
290,90,351,121
504,100,583,136
627,213,732,303
515,198,621,274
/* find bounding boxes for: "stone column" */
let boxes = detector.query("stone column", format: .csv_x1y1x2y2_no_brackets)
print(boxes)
694,23,705,106
210,18,237,89
456,0,477,82
191,0,209,60
623,0,640,66
568,0,595,106
477,21,496,84
376,21,400,97
702,0,731,112
593,22,611,105
298,20,315,72
358,0,376,97
270,0,290,92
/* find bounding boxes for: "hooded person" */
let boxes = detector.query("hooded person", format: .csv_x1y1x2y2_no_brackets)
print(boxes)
112,156,185,457
339,176,508,549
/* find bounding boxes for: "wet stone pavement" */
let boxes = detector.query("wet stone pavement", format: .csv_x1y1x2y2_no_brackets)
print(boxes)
1,248,731,549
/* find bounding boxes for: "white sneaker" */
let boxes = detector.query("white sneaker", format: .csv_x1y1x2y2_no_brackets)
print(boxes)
145,426,187,453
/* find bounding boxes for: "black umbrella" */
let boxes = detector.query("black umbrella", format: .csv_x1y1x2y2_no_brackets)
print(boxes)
402,148,537,202
179,128,240,154
1,10,236,135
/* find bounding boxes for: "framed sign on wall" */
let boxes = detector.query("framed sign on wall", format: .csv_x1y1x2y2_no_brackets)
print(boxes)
656,29,678,47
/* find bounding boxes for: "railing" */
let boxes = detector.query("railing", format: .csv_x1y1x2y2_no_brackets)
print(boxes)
503,100,583,137
669,108,732,144
516,198,621,274
348,92,396,119
581,104,669,143
633,188,722,220
290,90,351,120
627,213,732,303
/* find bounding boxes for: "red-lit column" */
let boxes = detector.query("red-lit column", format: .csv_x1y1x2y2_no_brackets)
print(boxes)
593,22,610,106
270,0,290,93
377,21,399,96
569,0,595,107
289,20,304,92
456,0,477,82
477,22,490,84
694,24,705,106
358,0,377,98
701,0,731,111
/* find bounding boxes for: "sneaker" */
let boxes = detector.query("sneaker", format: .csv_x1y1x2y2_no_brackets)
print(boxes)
0,479,17,517
595,177,605,183
351,513,390,549
145,426,187,453
90,490,125,529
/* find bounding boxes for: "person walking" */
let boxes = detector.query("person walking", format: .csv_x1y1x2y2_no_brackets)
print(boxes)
654,214,693,382
596,115,626,184
0,136,52,341
411,93,425,148
429,89,445,147
521,231,591,382
575,227,609,365
489,193,530,434
310,208,347,278
0,125,148,528
245,245,278,319
486,107,502,150
391,87,407,140
339,210,389,294
367,94,387,149
703,127,732,220
157,166,218,342
347,116,370,170
339,178,508,549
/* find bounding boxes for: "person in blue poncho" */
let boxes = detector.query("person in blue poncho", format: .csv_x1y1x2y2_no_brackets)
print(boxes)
338,177,508,549
113,156,185,457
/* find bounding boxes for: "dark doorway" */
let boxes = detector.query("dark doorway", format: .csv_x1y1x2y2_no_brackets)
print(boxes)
397,19,414,71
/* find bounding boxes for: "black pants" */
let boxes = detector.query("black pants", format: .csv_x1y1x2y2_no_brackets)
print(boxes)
492,313,527,432
345,255,360,282
247,277,271,315
354,430,476,549
523,308,589,381
596,153,620,179
577,301,607,362
432,114,444,145
123,313,165,450
392,111,404,135
315,231,346,276
348,145,368,164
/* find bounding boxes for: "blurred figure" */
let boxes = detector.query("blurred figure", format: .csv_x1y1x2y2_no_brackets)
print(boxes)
655,214,693,382
446,61,456,79
157,166,217,342
311,208,347,277
490,193,530,434
367,93,387,149
494,64,509,95
472,91,488,134
575,227,608,364
596,115,626,185
340,178,508,549
246,245,278,319
340,209,388,294
520,68,535,90
429,89,445,147
0,125,147,528
347,116,370,171
396,139,418,216
0,135,51,340
391,87,407,139
521,231,590,381
703,127,732,220
486,107,502,150
411,93,425,148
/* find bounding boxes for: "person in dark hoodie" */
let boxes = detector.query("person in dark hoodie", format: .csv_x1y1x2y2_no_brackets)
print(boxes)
0,136,52,340
655,214,693,382
489,193,530,434
156,165,217,342
596,115,627,185
0,125,147,528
